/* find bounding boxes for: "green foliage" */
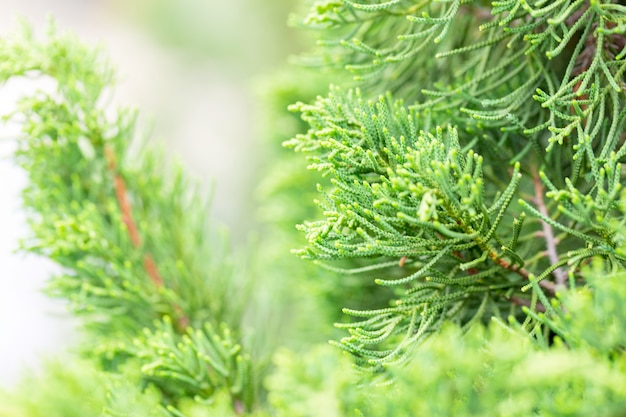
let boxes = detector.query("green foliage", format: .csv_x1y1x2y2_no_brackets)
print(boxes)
1,22,258,416
0,360,109,417
364,323,626,417
288,0,626,370
531,261,626,354
0,359,167,417
3,23,248,343
3,0,626,416
265,345,357,417
265,268,626,416
131,316,255,410
286,86,531,366
254,68,393,344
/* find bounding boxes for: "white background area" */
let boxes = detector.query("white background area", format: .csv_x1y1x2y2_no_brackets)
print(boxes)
0,1,259,385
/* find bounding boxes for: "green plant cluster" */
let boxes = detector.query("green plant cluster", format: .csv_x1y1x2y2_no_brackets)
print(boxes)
1,1,626,416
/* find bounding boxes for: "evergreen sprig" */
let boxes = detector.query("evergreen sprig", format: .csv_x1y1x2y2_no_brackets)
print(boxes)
1,22,256,415
290,0,626,368
286,86,544,366
294,1,480,100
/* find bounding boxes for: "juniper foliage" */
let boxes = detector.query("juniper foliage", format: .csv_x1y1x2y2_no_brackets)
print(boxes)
2,1,626,416
0,23,258,415
287,0,626,369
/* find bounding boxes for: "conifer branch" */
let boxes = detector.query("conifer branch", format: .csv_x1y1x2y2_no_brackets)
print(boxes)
131,317,255,414
0,23,257,415
289,0,626,368
287,86,559,366
492,256,556,295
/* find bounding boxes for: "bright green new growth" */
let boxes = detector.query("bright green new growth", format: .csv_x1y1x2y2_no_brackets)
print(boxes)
2,1,626,416
0,23,257,414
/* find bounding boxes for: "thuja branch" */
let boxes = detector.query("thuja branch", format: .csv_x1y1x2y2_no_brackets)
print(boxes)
1,24,261,415
1,24,247,339
104,147,143,249
510,295,546,314
288,89,566,365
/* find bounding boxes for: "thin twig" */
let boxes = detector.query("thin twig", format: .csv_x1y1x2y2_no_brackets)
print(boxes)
107,149,142,248
493,256,556,294
104,145,189,329
531,169,568,288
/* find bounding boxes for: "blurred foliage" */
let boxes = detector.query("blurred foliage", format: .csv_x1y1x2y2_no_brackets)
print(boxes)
0,360,108,417
112,0,302,73
266,266,626,416
265,345,357,417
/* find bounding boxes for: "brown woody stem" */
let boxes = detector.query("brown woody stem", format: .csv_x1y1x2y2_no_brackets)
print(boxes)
494,256,556,294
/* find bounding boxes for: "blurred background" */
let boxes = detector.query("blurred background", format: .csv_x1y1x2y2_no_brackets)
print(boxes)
0,0,302,385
